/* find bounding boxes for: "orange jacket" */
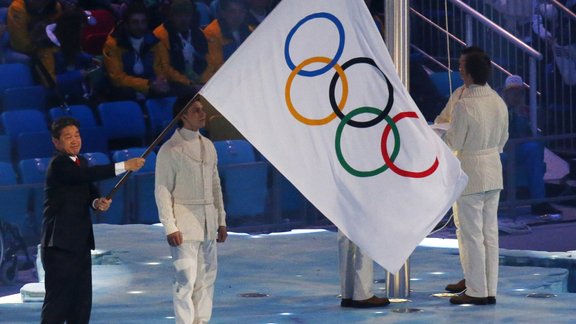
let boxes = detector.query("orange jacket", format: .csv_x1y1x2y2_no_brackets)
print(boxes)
103,30,168,94
202,19,252,81
7,0,62,54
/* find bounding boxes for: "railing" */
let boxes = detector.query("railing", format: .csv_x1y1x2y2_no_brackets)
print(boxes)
410,0,543,136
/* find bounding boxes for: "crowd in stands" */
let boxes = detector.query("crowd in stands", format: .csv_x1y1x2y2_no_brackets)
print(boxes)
0,0,279,105
0,0,282,164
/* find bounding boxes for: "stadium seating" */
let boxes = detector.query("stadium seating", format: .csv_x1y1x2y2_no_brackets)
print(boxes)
3,85,46,111
97,101,146,148
112,148,158,224
49,105,98,128
214,140,269,220
1,110,48,144
16,131,54,160
144,96,177,137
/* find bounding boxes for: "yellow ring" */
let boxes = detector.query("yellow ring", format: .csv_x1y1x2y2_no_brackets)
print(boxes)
285,56,348,125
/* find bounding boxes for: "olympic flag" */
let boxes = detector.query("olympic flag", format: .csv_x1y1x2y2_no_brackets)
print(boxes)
199,0,468,273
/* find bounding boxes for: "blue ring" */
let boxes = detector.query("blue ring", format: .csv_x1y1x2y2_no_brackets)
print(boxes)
284,12,345,77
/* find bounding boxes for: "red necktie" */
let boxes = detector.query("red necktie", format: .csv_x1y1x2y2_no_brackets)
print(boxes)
75,158,81,166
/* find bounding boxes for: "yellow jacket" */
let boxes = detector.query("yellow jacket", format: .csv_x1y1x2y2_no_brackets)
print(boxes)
102,30,168,94
7,0,62,54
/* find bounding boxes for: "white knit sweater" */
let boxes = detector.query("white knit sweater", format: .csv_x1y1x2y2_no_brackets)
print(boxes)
443,84,509,195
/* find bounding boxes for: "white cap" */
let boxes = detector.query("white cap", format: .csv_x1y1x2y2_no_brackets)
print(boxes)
504,75,524,89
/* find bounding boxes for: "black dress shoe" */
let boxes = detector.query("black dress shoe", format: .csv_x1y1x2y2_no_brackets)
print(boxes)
445,279,466,293
450,293,488,305
487,296,496,304
351,296,390,308
340,298,353,307
531,203,562,218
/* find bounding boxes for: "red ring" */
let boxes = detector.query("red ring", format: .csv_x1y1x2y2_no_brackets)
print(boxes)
381,112,439,178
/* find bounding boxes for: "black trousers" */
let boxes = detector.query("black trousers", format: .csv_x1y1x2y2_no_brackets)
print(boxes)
41,247,92,324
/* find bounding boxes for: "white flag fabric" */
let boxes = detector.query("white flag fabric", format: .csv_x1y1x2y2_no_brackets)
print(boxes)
200,0,468,273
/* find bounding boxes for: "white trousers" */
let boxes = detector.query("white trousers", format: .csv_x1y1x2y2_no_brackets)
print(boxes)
454,190,500,298
338,231,373,300
170,240,217,324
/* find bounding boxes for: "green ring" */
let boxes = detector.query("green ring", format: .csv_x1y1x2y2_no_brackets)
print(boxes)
335,107,400,177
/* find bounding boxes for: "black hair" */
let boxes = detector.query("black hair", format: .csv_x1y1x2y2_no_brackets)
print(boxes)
51,116,80,139
173,94,200,128
122,1,149,22
464,51,492,85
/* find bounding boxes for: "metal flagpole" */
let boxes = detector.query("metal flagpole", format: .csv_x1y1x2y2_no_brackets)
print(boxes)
384,0,411,299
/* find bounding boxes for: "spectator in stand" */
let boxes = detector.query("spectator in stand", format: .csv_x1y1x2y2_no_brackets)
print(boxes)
36,9,101,105
7,0,62,62
102,2,171,101
153,0,212,91
500,75,563,218
203,0,252,80
245,0,274,27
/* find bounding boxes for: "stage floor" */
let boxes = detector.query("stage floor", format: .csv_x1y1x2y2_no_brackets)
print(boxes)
1,224,575,323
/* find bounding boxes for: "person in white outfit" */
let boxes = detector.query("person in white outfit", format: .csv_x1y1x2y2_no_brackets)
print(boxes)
436,46,485,295
442,48,509,305
155,94,228,323
338,231,389,308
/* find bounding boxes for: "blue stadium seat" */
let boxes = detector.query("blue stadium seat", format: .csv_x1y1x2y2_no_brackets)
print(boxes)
214,140,268,220
83,152,111,166
83,151,126,224
0,63,35,109
3,85,46,111
97,101,146,147
0,110,48,144
17,131,54,160
0,162,34,242
0,135,11,162
18,158,51,235
18,157,51,184
49,105,98,128
112,148,158,224
213,140,256,165
144,96,176,136
0,161,17,185
79,127,109,154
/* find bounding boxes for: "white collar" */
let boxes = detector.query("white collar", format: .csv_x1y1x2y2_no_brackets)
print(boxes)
179,128,200,142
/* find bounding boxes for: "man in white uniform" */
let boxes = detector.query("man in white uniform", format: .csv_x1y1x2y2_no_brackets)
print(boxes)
155,94,228,323
436,46,485,295
443,49,509,305
338,231,390,308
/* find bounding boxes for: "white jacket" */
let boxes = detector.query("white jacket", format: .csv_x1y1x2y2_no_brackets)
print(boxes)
155,128,226,241
444,84,509,195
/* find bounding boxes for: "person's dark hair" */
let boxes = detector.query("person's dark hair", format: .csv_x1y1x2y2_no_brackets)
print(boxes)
55,9,87,65
173,94,200,127
217,0,250,41
122,1,149,23
51,116,80,139
464,51,492,85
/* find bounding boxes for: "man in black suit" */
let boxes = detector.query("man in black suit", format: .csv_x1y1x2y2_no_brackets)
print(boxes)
40,117,145,324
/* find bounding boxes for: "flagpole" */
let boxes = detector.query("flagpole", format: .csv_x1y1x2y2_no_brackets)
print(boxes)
384,0,411,299
104,94,199,200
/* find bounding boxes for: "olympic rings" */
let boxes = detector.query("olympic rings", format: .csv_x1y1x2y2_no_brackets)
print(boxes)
329,57,394,128
335,107,400,177
285,56,348,125
283,12,439,179
284,12,345,77
381,112,440,178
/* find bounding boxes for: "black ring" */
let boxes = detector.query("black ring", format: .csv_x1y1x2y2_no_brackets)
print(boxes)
329,57,394,128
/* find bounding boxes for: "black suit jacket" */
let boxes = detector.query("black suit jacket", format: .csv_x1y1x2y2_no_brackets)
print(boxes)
41,153,116,251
